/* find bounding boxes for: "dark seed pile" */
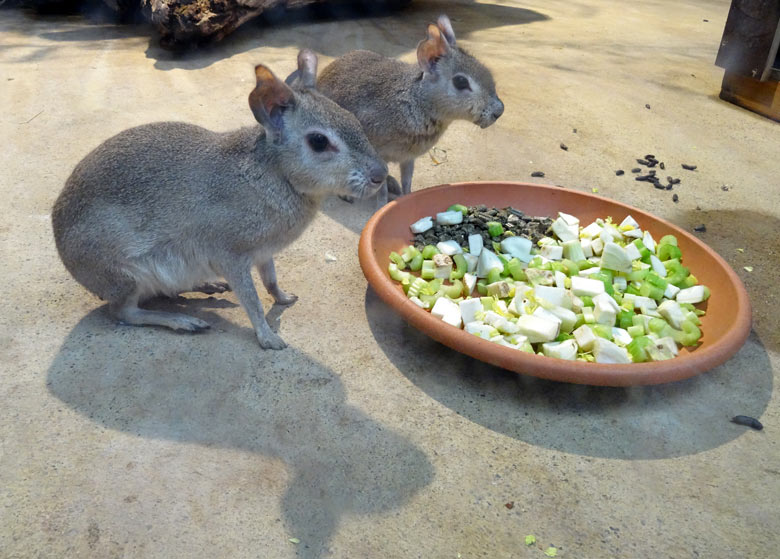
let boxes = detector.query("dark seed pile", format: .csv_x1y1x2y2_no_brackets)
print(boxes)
411,206,553,250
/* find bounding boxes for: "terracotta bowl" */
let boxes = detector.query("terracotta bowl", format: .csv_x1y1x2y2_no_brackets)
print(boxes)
358,182,752,386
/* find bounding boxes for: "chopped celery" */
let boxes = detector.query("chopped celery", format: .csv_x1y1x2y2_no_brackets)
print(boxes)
401,245,420,262
388,262,411,283
421,260,436,280
421,245,440,259
657,243,682,261
447,203,468,215
658,234,678,247
486,268,503,285
389,251,406,270
476,280,488,296
409,253,424,272
406,277,428,298
506,258,527,281
627,325,645,338
487,221,504,237
450,254,468,280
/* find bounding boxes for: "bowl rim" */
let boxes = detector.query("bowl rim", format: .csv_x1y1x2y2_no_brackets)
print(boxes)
358,181,753,386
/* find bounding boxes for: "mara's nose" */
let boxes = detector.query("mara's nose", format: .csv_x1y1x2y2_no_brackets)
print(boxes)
492,99,505,120
369,162,388,186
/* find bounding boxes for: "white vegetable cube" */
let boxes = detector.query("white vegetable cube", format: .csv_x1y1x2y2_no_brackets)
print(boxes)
410,217,433,234
409,296,428,309
570,276,606,297
558,212,580,227
463,253,478,274
551,216,579,242
664,283,681,299
516,315,560,343
600,224,623,244
582,308,596,323
624,242,642,262
622,228,643,239
592,338,632,364
541,339,578,360
465,321,495,340
654,336,679,356
562,239,586,262
494,300,509,314
619,215,640,230
431,297,462,328
459,298,483,324
483,310,509,328
468,234,484,257
676,285,709,304
573,325,598,351
487,281,511,298
500,236,533,262
650,254,667,277
540,244,563,260
657,300,686,329
590,237,604,256
580,238,594,258
546,305,578,332
534,285,569,308
611,327,633,346
600,242,632,273
581,221,603,238
631,295,657,310
463,273,477,295
593,292,619,326
554,270,567,289
436,240,463,255
613,276,628,292
476,249,504,278
432,253,453,279
642,230,656,253
435,210,463,225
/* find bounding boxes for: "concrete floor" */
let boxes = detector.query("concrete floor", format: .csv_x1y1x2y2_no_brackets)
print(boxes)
1,1,778,557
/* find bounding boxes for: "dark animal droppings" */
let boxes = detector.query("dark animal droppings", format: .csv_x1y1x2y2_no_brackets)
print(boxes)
645,104,651,109
660,162,665,170
531,171,545,177
637,159,650,166
682,164,697,171
632,168,642,173
672,194,679,202
615,170,625,176
694,224,707,232
731,415,763,430
560,143,568,151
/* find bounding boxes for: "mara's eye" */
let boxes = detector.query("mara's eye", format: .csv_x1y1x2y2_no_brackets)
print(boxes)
452,75,471,91
306,133,330,153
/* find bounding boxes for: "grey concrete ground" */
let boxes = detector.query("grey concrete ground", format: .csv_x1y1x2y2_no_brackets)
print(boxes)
1,1,778,557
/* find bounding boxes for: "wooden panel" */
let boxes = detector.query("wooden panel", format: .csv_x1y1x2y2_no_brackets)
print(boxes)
715,0,780,79
720,70,780,121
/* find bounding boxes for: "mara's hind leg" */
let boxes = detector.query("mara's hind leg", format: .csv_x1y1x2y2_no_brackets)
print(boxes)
109,279,210,332
189,282,231,295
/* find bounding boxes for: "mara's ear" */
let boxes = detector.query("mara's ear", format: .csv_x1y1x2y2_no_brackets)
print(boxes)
297,49,318,89
248,64,295,142
436,14,456,46
416,23,450,74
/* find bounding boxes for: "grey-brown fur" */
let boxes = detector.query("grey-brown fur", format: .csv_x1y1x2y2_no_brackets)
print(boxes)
52,50,387,350
316,15,504,205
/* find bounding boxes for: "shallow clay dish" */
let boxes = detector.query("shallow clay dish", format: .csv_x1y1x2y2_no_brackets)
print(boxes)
359,182,752,386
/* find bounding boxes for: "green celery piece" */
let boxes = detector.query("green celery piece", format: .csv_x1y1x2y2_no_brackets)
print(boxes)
627,336,654,362
447,204,468,215
486,268,503,284
476,280,488,296
682,274,698,288
572,313,586,330
421,260,435,280
401,245,420,262
528,256,544,269
577,259,597,270
628,269,649,282
409,253,424,272
487,221,504,237
627,325,645,338
648,317,668,335
421,245,440,259
561,259,579,276
639,282,665,301
657,244,682,261
645,271,668,290
579,295,594,307
450,254,467,280
591,324,613,340
506,258,526,281
632,238,651,258
406,277,428,298
389,251,406,270
592,272,614,295
428,278,443,292
625,284,640,296
658,234,678,247
480,297,495,310
669,320,702,347
443,280,463,299
419,293,440,306
618,309,634,329
556,332,575,342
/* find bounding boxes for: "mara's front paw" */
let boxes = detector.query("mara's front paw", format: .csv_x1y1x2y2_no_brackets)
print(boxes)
257,331,287,350
386,175,402,197
274,291,298,306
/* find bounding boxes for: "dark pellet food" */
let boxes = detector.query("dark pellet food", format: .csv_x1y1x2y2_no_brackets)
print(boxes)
654,183,665,190
682,164,697,171
694,224,707,232
560,143,568,151
648,170,656,176
635,176,649,182
632,168,642,173
721,185,730,191
531,171,545,177
572,128,577,133
672,193,679,202
645,103,651,109
637,158,650,166
615,169,625,176
671,178,681,185
660,162,665,170
731,415,763,430
645,154,656,160
666,184,673,190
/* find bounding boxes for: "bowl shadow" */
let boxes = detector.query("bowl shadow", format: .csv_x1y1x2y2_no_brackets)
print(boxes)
365,286,773,460
46,303,434,558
